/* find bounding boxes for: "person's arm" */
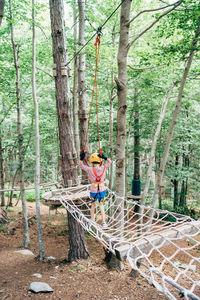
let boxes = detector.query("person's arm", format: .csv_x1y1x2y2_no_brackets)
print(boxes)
79,160,90,172
98,153,111,167
79,150,90,173
105,158,111,167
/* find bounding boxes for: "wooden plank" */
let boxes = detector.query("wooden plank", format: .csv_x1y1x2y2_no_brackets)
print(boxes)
115,221,200,261
126,192,142,200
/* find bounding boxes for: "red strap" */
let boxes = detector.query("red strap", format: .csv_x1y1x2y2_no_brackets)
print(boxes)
84,158,89,167
84,35,101,153
92,165,106,183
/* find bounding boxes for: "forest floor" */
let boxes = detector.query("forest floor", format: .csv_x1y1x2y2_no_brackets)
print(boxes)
0,199,176,300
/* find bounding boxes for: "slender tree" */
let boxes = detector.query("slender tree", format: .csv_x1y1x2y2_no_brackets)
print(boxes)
32,0,45,260
133,90,140,179
0,128,5,206
72,0,80,158
114,0,181,206
49,0,89,261
108,78,114,190
141,84,175,206
0,0,5,25
115,0,132,227
109,17,118,190
173,154,179,209
9,0,30,247
151,17,200,210
78,0,87,153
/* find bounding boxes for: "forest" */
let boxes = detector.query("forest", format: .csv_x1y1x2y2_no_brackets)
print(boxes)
0,0,200,299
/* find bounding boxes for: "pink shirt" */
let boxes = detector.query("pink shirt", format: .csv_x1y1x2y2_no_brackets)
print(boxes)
79,159,111,193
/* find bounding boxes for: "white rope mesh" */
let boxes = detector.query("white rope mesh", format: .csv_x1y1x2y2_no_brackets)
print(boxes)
42,185,200,300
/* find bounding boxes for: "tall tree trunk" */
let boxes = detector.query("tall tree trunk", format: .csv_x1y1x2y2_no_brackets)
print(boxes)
151,17,200,210
49,0,89,261
78,0,87,152
73,0,80,157
133,89,140,179
141,85,175,206
32,0,45,260
115,0,132,228
9,0,30,248
8,168,18,207
179,153,189,208
0,0,5,25
8,118,33,207
179,180,186,207
109,16,118,190
109,75,114,190
0,128,5,206
173,154,179,209
125,98,134,192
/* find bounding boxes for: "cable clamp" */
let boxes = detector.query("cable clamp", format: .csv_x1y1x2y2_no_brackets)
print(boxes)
97,26,103,37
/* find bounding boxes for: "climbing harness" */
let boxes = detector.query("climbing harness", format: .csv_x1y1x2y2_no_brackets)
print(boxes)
92,164,106,190
90,164,107,201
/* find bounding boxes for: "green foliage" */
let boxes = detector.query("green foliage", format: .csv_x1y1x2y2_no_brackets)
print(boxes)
0,0,200,219
25,190,36,202
0,224,8,232
25,189,45,202
6,207,15,212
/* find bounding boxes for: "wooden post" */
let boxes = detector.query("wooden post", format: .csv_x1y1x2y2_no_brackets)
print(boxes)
67,180,72,187
78,109,88,120
58,155,62,166
61,62,67,76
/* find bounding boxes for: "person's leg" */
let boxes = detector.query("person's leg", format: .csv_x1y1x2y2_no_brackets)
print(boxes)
90,201,96,221
99,202,106,223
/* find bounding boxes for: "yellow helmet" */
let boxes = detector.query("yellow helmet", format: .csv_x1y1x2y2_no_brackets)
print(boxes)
90,153,101,164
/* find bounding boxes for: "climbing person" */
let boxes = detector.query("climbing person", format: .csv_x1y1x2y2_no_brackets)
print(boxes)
79,150,111,228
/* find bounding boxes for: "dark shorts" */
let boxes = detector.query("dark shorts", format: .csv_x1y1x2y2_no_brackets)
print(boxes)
90,191,106,203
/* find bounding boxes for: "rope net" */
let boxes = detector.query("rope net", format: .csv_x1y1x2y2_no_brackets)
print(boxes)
42,185,200,300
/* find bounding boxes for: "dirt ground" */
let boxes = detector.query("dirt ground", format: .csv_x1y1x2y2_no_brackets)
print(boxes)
0,200,170,300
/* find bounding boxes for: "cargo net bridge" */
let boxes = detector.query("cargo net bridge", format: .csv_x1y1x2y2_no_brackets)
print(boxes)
42,185,200,300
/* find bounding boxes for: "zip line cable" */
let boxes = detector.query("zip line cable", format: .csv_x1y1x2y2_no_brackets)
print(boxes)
66,0,127,66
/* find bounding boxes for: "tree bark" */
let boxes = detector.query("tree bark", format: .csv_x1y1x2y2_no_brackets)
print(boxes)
8,167,18,207
173,154,179,209
32,0,45,260
115,0,132,229
141,84,175,206
9,0,30,248
72,1,80,158
0,128,5,206
0,0,5,25
125,92,135,192
133,90,140,179
78,0,87,152
109,77,114,190
179,153,189,208
109,16,118,191
49,0,89,261
151,17,200,210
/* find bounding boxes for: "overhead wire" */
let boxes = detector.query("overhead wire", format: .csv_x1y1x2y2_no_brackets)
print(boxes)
66,0,127,66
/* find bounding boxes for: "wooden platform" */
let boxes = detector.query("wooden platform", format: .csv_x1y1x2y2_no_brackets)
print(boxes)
126,192,142,200
42,184,90,207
